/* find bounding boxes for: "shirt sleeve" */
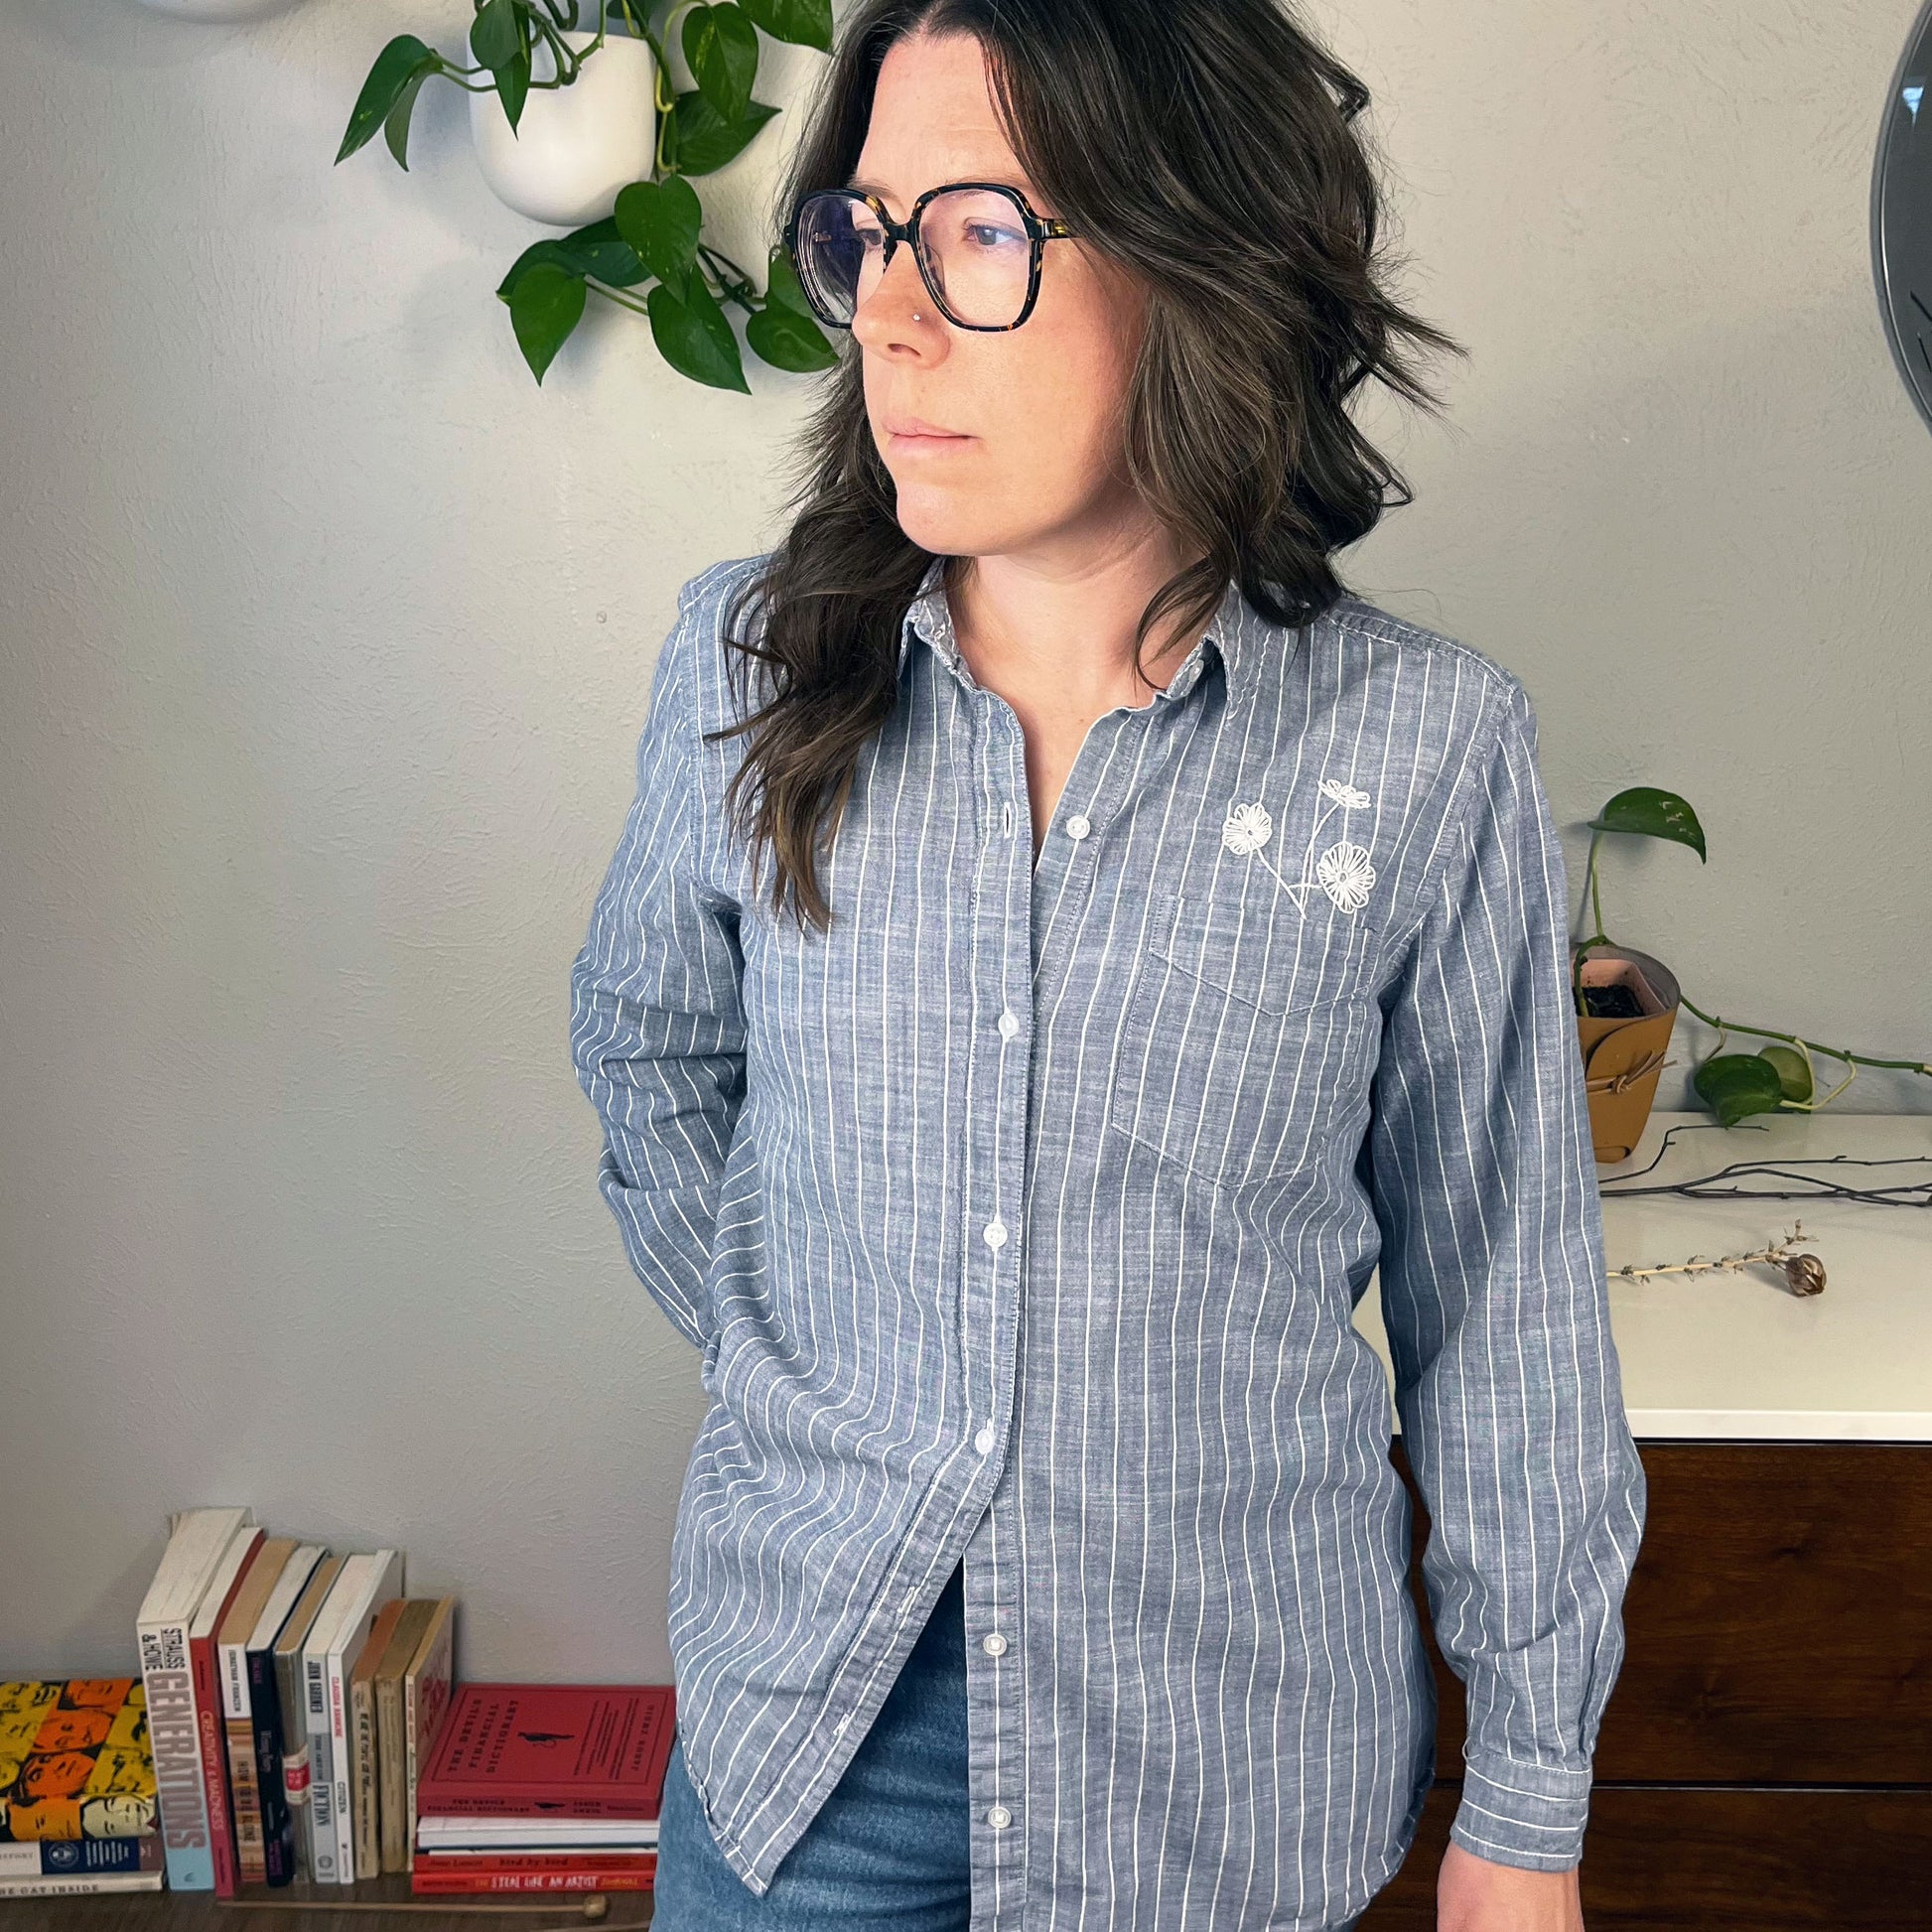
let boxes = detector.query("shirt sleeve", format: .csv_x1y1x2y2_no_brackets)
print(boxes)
1363,673,1648,1871
568,580,748,1357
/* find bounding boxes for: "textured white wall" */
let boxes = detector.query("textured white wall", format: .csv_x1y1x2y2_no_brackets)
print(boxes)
3,0,1927,1676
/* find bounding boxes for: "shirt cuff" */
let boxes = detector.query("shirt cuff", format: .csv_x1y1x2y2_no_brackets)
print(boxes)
1449,1752,1592,1871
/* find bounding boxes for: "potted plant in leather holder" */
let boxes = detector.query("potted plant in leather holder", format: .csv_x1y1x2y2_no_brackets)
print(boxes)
1570,787,1706,1164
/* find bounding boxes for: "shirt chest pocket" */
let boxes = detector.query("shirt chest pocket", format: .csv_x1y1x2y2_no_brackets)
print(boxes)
1107,889,1380,1188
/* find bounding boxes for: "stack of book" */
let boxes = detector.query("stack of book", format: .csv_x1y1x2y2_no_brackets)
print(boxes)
411,1684,674,1895
0,1678,164,1898
13,1508,677,1899
131,1505,457,1894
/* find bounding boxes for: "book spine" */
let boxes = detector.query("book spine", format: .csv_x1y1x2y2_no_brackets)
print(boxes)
188,1626,239,1897
221,1634,264,1884
283,1741,314,1881
0,1840,158,1877
349,1669,380,1882
247,1649,294,1887
411,1864,655,1896
402,1671,423,1874
304,1656,339,1885
376,1672,404,1874
0,1874,164,1897
327,1651,355,1881
414,1789,658,1818
275,1642,312,1882
138,1614,213,1892
415,1851,659,1873
223,1710,264,1883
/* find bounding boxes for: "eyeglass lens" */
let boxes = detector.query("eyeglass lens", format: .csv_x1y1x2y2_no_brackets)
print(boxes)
795,188,1036,328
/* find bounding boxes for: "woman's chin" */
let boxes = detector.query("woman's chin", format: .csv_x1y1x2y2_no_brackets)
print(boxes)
892,492,991,558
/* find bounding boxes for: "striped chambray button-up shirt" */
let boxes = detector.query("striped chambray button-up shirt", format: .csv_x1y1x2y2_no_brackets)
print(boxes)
569,550,1647,1929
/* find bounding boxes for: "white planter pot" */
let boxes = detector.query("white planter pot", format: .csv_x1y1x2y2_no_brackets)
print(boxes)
470,30,657,229
136,0,302,17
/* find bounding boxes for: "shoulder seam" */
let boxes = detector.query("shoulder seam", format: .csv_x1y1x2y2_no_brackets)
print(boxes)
1323,601,1528,707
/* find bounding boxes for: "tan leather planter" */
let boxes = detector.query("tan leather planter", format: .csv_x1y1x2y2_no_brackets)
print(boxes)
1575,943,1681,1164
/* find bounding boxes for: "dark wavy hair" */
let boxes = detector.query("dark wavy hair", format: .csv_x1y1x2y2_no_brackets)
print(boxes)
714,0,1466,932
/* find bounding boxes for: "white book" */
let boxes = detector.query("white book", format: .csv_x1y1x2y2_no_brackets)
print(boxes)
301,1557,373,1885
315,1549,405,1884
416,1815,661,1849
136,1506,251,1893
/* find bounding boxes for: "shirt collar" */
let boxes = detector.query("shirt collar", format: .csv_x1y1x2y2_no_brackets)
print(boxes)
897,555,1264,712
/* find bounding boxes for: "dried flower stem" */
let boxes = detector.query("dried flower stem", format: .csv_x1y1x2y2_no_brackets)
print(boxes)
1609,1221,1826,1296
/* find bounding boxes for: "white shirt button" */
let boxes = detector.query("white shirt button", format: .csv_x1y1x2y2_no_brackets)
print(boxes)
1064,813,1091,841
982,1630,1008,1656
835,1712,851,1733
983,1218,1008,1249
975,1422,996,1453
987,1804,1012,1830
997,1008,1020,1039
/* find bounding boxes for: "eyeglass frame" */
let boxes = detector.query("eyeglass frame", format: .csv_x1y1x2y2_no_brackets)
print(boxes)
781,180,1079,334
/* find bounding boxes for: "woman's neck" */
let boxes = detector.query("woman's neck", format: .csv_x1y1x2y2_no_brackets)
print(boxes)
946,534,1210,715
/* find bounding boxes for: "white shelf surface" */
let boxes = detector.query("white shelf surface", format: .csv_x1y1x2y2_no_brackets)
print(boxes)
1353,1111,1932,1442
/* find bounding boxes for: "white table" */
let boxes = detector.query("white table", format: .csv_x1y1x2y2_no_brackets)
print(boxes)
1354,1110,1932,1441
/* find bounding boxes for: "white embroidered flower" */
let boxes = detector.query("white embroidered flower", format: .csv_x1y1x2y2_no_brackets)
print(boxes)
1318,777,1373,810
1221,800,1273,855
1314,841,1377,913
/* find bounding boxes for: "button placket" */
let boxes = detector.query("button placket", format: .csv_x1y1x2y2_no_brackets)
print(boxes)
968,702,1026,1482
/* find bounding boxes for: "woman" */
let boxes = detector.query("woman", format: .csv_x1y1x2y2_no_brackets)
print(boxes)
569,1,1646,1927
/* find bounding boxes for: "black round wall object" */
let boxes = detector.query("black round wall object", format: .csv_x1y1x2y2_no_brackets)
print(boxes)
1874,0,1932,432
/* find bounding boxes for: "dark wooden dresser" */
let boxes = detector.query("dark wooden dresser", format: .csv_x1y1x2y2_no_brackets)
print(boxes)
1355,1112,1932,1929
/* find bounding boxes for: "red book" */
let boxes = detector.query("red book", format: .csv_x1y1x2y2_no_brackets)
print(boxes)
415,1685,673,1820
187,1526,263,1898
413,1860,656,1895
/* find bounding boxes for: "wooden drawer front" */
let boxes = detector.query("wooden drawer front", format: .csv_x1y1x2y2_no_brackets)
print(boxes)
1356,1785,1932,1930
1395,1442,1932,1783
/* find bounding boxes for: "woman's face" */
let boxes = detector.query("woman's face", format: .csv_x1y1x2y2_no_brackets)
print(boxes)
850,30,1149,562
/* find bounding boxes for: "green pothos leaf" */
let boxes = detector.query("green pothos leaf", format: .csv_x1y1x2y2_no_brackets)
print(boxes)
670,90,779,175
338,36,440,165
740,0,833,52
683,3,759,124
1588,786,1707,862
746,301,838,371
614,177,703,299
1693,1051,1788,1126
382,68,433,170
646,276,750,391
509,262,589,382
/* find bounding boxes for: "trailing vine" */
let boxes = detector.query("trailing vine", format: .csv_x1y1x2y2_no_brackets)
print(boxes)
336,0,840,388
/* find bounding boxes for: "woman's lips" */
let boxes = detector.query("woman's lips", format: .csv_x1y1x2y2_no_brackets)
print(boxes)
883,417,973,451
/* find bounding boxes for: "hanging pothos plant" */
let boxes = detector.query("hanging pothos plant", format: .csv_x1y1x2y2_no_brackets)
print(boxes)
335,0,840,389
1574,786,1931,1125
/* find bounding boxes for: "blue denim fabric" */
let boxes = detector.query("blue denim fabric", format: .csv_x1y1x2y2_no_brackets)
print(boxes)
654,1560,974,1929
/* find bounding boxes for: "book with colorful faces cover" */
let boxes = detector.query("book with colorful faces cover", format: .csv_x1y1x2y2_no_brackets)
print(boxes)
416,1686,674,1822
0,1680,164,1895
